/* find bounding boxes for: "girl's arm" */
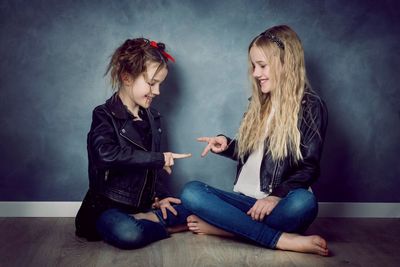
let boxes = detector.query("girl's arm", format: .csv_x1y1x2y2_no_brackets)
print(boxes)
270,99,328,198
216,135,238,161
88,106,165,169
197,135,237,160
154,168,173,199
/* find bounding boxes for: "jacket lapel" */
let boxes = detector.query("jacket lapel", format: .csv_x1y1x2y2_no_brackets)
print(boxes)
106,93,161,152
119,120,147,151
146,109,161,152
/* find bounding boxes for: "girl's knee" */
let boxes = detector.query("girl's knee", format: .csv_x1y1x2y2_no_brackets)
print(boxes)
112,225,145,249
180,180,207,211
96,210,146,249
287,189,318,216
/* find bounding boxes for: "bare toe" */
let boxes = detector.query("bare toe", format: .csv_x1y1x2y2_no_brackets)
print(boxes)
314,236,327,248
187,215,199,223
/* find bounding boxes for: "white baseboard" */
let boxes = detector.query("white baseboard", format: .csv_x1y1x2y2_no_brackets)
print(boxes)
0,202,399,218
0,202,82,217
317,202,400,218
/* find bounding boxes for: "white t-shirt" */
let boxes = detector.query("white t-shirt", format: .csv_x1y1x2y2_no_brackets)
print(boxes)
233,141,268,199
233,109,275,200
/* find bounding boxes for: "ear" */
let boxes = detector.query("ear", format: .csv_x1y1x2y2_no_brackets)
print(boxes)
120,72,133,86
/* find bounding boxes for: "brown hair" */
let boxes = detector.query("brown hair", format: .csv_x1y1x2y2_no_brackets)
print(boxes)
105,38,171,90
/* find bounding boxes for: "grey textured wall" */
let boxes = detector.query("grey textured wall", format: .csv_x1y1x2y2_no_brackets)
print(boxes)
0,0,399,202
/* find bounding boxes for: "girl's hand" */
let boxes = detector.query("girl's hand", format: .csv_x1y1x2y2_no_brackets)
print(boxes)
152,197,182,219
163,166,172,175
197,136,228,157
163,152,192,168
247,196,282,221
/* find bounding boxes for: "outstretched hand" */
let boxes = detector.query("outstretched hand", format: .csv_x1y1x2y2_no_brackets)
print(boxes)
152,197,182,220
197,136,228,157
163,152,191,174
163,152,192,166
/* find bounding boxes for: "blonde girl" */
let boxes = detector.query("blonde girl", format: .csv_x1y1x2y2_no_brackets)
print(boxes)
181,25,329,256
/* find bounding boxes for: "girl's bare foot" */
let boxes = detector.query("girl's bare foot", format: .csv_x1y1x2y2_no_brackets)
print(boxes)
187,215,234,237
276,233,329,256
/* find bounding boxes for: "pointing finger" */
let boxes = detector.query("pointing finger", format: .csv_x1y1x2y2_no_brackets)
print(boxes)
197,137,210,143
172,153,192,159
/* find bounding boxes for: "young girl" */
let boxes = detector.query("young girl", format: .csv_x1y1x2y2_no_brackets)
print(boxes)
75,38,191,249
180,25,329,256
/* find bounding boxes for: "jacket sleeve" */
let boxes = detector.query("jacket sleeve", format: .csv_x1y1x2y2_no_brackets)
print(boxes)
154,169,173,199
216,135,239,161
270,99,328,198
88,107,165,169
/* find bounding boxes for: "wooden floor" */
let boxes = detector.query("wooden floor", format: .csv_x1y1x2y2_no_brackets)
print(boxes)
0,218,399,267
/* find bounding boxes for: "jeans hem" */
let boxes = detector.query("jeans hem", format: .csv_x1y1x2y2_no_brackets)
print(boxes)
270,231,282,249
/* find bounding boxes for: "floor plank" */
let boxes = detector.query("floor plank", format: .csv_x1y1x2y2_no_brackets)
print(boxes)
0,218,399,267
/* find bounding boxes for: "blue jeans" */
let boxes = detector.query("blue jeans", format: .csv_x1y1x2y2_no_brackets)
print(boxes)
95,205,191,249
180,181,318,248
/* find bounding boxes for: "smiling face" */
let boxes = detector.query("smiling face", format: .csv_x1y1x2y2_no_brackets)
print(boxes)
119,61,168,116
249,45,273,94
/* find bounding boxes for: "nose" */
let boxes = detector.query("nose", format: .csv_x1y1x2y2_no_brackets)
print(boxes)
252,66,261,78
151,84,160,96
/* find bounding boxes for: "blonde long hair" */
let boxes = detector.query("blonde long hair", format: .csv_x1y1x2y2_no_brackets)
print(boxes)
237,25,309,162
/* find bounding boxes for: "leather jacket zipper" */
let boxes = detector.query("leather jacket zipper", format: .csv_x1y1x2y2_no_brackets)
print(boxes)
119,130,149,207
137,169,149,207
105,169,109,181
269,162,279,194
120,130,148,152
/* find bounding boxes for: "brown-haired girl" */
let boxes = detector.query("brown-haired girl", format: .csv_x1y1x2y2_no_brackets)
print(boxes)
180,25,329,256
75,38,191,249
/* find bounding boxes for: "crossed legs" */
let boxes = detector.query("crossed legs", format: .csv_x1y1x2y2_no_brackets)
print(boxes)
181,181,328,256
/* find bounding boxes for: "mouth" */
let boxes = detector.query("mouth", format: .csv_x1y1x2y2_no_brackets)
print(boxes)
145,95,154,103
259,78,269,85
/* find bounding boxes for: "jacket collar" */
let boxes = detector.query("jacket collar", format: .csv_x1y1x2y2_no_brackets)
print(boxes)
105,93,161,151
105,93,161,120
105,93,133,120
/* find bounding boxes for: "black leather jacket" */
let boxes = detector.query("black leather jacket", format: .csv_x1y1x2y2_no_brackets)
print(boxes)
87,94,167,208
219,92,328,198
